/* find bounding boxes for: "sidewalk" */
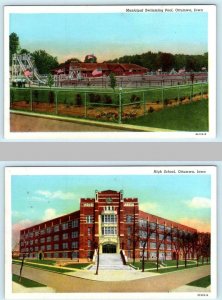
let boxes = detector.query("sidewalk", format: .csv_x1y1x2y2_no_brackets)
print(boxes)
170,284,211,292
65,269,160,281
12,282,55,293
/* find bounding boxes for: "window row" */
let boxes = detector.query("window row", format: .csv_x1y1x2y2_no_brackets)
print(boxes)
101,214,117,223
101,226,117,235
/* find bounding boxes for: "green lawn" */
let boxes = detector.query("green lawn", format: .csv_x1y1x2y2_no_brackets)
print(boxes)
129,261,158,269
25,259,56,265
124,99,208,131
164,260,196,267
64,263,91,269
10,83,208,106
12,274,46,288
149,264,198,274
13,261,74,273
187,275,211,288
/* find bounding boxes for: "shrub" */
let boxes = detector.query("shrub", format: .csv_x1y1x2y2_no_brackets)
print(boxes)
48,91,54,104
156,100,160,105
89,93,95,103
10,90,14,104
33,90,39,101
104,94,112,105
164,99,169,106
148,106,154,113
130,94,140,103
76,94,82,106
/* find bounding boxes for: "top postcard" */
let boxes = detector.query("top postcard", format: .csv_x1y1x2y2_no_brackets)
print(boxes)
4,5,216,140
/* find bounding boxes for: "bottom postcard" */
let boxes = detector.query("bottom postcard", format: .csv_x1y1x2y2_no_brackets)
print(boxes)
5,166,217,299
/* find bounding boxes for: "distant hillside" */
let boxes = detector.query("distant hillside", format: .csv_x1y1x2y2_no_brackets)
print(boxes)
105,51,208,72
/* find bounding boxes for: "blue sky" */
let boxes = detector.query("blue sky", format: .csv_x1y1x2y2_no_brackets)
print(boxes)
10,12,208,63
12,174,211,243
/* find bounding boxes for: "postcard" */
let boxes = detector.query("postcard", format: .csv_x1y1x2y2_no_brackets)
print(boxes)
4,5,216,140
5,166,217,299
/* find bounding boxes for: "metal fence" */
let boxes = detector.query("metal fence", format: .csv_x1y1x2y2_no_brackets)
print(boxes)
10,82,208,124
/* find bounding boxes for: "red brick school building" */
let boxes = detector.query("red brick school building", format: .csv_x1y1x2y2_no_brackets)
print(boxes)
20,190,197,262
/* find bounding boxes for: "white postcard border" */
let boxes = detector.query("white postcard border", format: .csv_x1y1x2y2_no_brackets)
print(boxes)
3,5,216,140
5,165,217,299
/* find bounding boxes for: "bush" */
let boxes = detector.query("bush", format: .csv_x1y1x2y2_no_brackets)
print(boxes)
164,99,169,106
148,106,154,113
76,94,82,106
89,93,95,103
48,91,54,104
33,90,39,102
10,90,14,104
104,94,112,105
130,94,140,103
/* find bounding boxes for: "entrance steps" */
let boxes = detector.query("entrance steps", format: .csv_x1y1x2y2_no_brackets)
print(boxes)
90,253,132,270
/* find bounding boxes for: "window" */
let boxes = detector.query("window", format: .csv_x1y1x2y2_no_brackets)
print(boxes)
139,241,145,248
72,231,78,238
35,246,38,251
46,253,51,258
72,252,78,259
72,241,78,249
150,233,156,239
35,239,38,244
54,235,59,241
62,223,68,230
166,236,171,242
46,227,51,234
40,229,45,235
139,230,147,238
167,244,171,250
40,238,45,243
54,225,59,232
166,252,172,257
41,245,45,250
127,239,131,247
150,242,156,249
72,220,78,228
104,206,114,211
63,252,68,258
35,231,39,237
86,215,93,224
102,227,117,235
139,219,147,227
63,233,68,240
62,243,68,249
127,227,132,235
88,228,91,235
54,252,59,258
54,244,59,250
150,252,157,259
46,245,51,250
30,240,33,245
101,215,117,223
46,236,51,242
21,242,24,246
158,225,165,231
88,240,92,248
159,244,164,250
159,234,164,240
126,215,134,223
150,222,156,229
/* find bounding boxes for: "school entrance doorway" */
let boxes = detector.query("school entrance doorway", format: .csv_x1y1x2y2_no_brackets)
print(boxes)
102,244,116,253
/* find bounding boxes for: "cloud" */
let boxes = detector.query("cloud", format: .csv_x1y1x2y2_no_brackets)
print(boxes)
42,208,57,221
12,219,34,245
186,197,211,209
35,190,75,201
177,217,211,233
140,202,159,213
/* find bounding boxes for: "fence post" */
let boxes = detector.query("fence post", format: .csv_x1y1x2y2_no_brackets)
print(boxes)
201,83,203,100
177,85,180,105
143,92,146,115
30,87,33,111
118,90,122,124
84,92,87,118
161,85,164,108
55,90,58,115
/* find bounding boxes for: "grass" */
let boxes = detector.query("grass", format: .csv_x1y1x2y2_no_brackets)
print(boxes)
24,259,56,265
187,275,211,288
149,264,197,273
164,260,195,267
12,274,46,288
10,83,208,106
125,99,208,131
64,263,91,269
13,261,74,273
129,261,158,269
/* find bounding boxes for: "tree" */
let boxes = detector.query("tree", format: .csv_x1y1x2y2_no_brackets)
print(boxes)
9,32,20,65
47,74,54,89
20,48,30,55
140,221,156,272
155,225,171,271
109,73,116,91
64,58,81,64
84,54,97,63
32,50,59,74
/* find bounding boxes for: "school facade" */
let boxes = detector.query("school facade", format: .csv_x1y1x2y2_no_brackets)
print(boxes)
19,190,197,261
